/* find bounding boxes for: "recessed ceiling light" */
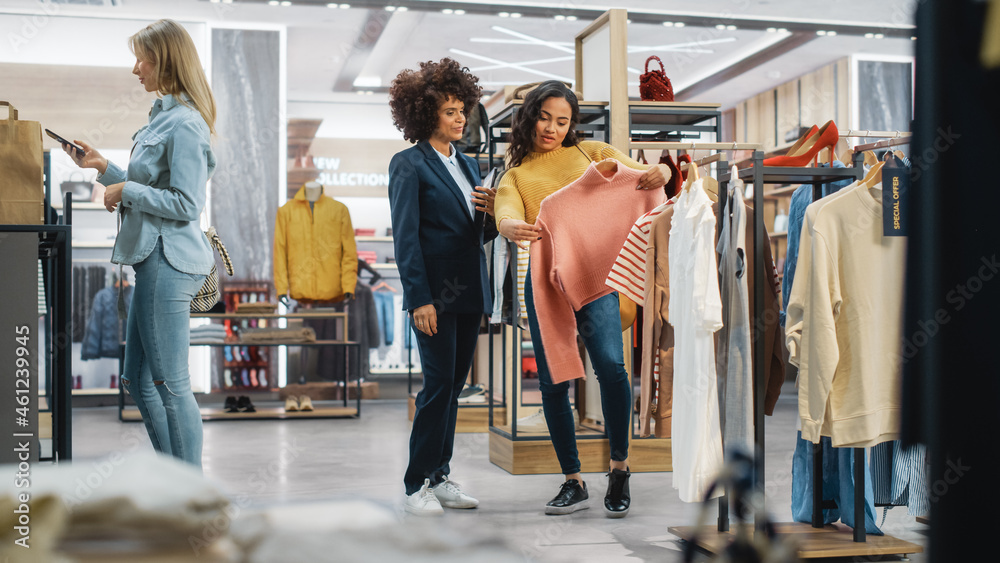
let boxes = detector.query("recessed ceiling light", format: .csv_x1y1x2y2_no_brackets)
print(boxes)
864,32,874,38
280,0,291,5
267,0,278,5
442,8,453,14
385,5,396,11
498,11,509,17
674,22,685,27
874,33,884,39
510,12,521,18
339,3,350,7
396,6,408,11
566,15,577,21
210,0,220,4
663,21,675,27
816,30,827,36
454,9,465,15
766,27,777,32
827,30,837,36
777,27,787,32
726,24,737,30
715,24,726,30
911,36,917,40
554,14,565,20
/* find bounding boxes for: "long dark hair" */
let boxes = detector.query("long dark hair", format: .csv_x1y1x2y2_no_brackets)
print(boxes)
506,81,580,168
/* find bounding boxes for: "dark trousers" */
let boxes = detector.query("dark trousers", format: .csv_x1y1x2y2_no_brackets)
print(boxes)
404,311,482,495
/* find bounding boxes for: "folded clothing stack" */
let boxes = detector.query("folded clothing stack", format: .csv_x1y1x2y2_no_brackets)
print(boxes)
241,327,317,344
190,324,228,344
236,301,278,315
357,250,378,264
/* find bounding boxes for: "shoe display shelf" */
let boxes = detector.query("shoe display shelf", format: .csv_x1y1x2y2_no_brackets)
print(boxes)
118,308,362,422
669,152,921,559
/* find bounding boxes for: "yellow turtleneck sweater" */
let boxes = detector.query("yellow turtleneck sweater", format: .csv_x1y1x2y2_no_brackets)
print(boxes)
495,141,649,226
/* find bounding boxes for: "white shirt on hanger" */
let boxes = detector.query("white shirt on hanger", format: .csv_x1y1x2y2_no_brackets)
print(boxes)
669,179,725,503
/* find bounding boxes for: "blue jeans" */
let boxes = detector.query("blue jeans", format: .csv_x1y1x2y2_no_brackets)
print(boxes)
373,290,395,346
122,239,206,467
525,271,632,475
790,432,883,534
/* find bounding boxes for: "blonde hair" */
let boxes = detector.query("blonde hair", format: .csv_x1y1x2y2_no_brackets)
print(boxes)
130,19,217,135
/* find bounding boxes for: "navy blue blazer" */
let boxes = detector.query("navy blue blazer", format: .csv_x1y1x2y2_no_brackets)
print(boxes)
388,141,498,314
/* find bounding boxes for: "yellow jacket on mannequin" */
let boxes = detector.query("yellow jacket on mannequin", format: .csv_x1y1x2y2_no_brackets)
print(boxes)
274,184,358,302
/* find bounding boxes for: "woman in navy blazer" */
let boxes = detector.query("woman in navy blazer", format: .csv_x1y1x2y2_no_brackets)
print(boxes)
387,58,498,515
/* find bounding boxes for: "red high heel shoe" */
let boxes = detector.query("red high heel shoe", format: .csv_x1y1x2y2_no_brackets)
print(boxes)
764,121,838,167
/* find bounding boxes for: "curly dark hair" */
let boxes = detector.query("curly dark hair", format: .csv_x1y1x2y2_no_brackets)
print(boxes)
506,81,580,169
388,58,482,143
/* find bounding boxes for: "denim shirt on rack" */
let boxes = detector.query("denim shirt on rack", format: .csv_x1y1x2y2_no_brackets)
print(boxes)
780,160,854,326
97,93,216,275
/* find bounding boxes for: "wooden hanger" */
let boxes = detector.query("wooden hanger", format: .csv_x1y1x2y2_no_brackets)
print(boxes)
862,161,885,189
700,165,719,202
681,161,700,192
893,149,907,161
372,280,397,292
863,150,879,167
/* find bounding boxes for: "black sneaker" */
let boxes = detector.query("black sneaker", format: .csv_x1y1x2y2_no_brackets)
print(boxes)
224,396,239,413
236,395,256,413
604,468,631,518
457,384,486,403
545,479,589,515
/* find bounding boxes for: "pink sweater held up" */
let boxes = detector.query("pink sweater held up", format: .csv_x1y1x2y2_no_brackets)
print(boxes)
530,159,663,384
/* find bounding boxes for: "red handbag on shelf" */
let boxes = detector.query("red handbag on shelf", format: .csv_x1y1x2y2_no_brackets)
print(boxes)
639,56,675,102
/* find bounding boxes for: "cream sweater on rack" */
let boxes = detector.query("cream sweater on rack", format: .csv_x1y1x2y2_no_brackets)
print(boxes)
787,183,906,447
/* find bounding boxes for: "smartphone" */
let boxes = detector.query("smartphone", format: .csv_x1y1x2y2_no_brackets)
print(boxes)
44,129,85,158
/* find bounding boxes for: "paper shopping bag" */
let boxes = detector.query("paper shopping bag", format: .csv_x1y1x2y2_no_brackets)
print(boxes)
0,101,44,224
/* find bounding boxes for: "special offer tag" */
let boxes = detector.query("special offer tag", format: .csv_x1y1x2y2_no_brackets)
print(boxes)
883,167,909,237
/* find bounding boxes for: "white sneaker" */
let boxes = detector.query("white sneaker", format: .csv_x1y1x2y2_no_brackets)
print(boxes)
405,479,444,516
432,476,479,509
515,408,581,433
516,408,547,433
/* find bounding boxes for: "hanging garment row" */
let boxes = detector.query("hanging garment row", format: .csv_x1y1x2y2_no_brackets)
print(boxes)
609,162,785,503
783,151,928,526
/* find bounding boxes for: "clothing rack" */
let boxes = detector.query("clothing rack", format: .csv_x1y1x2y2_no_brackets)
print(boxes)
670,152,921,558
853,136,912,152
630,142,764,152
839,130,912,139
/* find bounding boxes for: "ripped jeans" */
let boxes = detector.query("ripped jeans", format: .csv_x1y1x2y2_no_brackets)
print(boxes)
122,239,206,467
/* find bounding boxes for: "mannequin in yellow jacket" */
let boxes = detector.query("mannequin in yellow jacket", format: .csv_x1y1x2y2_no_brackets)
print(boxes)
274,182,358,303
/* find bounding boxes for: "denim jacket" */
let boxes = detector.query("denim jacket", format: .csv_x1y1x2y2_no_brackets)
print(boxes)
97,93,216,275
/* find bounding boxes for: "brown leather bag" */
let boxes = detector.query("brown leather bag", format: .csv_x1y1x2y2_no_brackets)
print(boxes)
639,56,675,102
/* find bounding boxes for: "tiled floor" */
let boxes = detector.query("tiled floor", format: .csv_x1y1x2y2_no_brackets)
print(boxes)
71,384,928,562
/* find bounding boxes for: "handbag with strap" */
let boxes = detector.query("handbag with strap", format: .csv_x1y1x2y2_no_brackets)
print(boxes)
639,56,675,102
191,226,234,312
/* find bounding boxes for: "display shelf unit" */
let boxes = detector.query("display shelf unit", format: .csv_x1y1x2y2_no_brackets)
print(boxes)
117,310,361,421
0,193,74,461
669,153,921,559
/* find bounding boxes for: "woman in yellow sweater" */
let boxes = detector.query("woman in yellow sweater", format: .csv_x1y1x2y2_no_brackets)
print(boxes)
495,81,670,517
